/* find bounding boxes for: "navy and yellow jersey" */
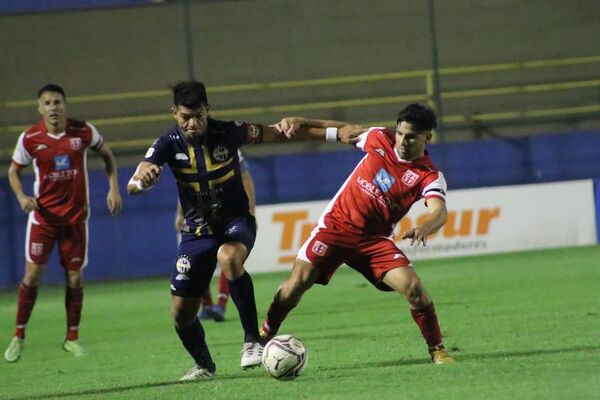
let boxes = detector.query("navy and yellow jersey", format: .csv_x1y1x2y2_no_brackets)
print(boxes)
145,118,261,233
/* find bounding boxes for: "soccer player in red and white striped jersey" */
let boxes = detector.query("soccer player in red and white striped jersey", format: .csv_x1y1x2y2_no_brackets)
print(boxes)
262,103,454,365
4,84,122,362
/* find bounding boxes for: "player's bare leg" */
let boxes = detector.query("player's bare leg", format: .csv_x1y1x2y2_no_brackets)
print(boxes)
261,259,320,341
383,266,453,364
4,262,45,363
217,242,262,369
62,269,86,356
172,295,216,380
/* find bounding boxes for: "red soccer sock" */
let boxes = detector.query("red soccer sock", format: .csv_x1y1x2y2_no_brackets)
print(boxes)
15,283,38,339
262,293,294,336
65,286,83,341
200,288,213,308
410,303,443,350
217,272,229,308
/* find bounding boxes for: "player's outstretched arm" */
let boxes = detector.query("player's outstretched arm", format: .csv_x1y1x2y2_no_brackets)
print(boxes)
7,162,38,213
402,198,447,246
273,117,366,145
127,161,161,195
94,142,123,215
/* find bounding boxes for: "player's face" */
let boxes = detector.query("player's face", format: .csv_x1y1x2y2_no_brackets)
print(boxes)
395,121,432,161
38,92,66,129
172,104,209,140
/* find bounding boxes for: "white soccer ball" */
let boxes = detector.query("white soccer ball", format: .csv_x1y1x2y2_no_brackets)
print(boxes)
262,335,307,380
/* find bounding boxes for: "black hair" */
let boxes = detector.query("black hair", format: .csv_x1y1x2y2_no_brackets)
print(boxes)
396,103,437,132
172,81,208,108
37,84,66,100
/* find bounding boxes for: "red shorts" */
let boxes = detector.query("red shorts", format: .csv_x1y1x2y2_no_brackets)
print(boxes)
297,226,411,291
26,216,88,270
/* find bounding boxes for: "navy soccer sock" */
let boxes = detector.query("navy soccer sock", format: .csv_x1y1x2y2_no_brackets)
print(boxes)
228,271,260,342
175,318,215,371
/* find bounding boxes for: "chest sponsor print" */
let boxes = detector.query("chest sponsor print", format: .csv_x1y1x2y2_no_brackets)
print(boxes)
53,155,70,171
375,168,395,193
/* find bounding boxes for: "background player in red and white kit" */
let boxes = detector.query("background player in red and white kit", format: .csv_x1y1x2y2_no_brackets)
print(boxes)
262,103,454,364
4,84,122,363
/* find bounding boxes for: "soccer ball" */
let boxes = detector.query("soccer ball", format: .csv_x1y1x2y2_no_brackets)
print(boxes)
262,335,307,380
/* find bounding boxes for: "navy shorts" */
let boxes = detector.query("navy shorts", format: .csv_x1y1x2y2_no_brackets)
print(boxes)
170,215,256,297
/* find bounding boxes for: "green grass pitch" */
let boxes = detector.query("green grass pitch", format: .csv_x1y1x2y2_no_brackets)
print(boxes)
1,245,599,399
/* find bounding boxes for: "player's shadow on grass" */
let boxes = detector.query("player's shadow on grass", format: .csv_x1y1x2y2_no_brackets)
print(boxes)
5,373,258,400
323,344,600,371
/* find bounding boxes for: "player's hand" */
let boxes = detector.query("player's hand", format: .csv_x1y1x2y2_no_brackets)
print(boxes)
175,215,184,231
273,117,303,139
135,164,161,188
402,227,431,246
106,188,123,215
18,196,39,213
338,125,365,144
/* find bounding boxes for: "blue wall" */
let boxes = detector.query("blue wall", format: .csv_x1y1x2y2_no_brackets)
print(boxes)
1,130,599,287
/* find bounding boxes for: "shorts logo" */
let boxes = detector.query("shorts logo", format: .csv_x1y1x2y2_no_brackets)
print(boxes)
53,155,70,171
312,241,328,256
70,137,82,151
175,255,191,281
393,253,405,260
401,170,419,187
212,145,230,162
375,168,395,193
31,242,43,256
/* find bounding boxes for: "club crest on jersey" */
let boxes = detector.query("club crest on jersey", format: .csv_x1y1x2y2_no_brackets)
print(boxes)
312,241,328,256
374,168,395,193
212,145,230,162
175,255,191,281
31,242,43,256
401,170,419,187
53,155,70,171
70,137,82,151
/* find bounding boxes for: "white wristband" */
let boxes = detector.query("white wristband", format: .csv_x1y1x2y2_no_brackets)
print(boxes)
325,127,338,142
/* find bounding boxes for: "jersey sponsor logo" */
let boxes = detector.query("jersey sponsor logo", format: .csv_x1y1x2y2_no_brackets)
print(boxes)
53,155,71,171
70,137,82,151
175,255,191,281
145,147,155,158
311,240,328,256
212,145,230,162
31,242,43,256
375,168,395,193
175,153,189,161
356,176,382,198
375,148,386,157
401,170,419,187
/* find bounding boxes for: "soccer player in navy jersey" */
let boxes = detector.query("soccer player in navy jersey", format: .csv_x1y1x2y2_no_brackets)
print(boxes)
127,81,289,380
261,104,454,365
175,150,256,322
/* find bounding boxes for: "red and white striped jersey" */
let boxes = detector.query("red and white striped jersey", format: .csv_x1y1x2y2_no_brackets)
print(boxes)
12,118,103,225
320,127,446,241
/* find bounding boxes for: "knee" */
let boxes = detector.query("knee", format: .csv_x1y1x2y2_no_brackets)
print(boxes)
217,246,245,278
171,306,195,328
23,268,43,287
67,273,83,288
404,278,430,308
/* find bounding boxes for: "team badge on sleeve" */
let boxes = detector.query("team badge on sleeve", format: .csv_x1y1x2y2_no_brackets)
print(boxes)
246,124,263,144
